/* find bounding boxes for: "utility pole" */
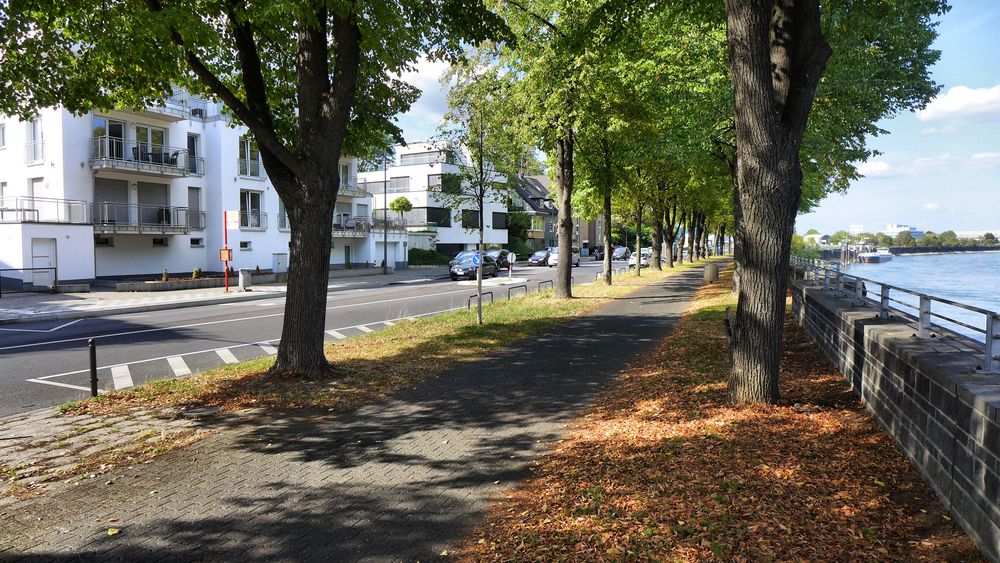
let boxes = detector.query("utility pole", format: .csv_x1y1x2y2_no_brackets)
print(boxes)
383,147,389,275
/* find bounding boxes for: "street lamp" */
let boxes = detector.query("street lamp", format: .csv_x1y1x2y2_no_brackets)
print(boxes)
383,147,389,275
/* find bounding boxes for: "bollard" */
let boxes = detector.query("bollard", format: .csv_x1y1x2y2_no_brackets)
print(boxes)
88,339,98,398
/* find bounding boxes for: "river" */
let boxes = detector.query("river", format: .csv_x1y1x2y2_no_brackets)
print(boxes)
844,251,1000,340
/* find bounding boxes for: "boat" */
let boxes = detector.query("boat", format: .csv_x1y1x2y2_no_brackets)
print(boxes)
857,248,893,263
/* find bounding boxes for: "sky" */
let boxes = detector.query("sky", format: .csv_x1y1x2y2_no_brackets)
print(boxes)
393,2,1000,235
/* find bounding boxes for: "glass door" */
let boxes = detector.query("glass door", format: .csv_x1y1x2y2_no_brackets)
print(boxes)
136,125,166,163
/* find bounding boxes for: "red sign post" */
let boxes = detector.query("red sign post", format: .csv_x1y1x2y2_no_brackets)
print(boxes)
221,210,239,292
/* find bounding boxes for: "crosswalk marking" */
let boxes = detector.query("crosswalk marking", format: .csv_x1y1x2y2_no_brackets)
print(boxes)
356,325,374,333
383,320,395,327
326,330,347,340
215,348,239,364
111,365,134,389
166,356,191,377
258,342,278,355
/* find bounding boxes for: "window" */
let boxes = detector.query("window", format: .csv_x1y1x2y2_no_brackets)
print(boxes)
190,238,204,248
429,173,462,194
152,237,168,247
238,136,261,177
187,134,202,174
340,163,350,188
400,150,458,166
240,190,263,229
0,123,5,148
531,215,545,231
25,116,43,163
427,207,451,228
492,212,508,230
461,209,480,229
356,203,369,218
94,236,114,247
278,199,289,230
240,241,252,251
388,177,410,192
0,182,6,201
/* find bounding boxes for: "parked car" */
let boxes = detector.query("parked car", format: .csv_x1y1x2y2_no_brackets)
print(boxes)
485,249,513,270
612,246,631,261
450,255,499,280
628,249,652,268
527,249,550,266
449,250,478,267
548,247,581,267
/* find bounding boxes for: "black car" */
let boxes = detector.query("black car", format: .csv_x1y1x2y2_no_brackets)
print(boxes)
449,250,478,267
450,255,499,280
527,249,550,266
485,249,513,270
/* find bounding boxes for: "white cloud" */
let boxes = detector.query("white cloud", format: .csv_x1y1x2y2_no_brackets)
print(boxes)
919,124,957,135
916,84,1000,122
395,57,452,142
856,152,1000,179
923,202,941,211
857,160,893,177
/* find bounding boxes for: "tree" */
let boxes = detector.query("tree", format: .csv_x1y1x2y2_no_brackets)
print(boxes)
939,230,960,247
389,197,413,224
983,232,998,245
828,230,851,245
920,232,941,247
804,228,820,235
722,0,947,403
895,230,915,246
875,232,895,246
1,0,509,377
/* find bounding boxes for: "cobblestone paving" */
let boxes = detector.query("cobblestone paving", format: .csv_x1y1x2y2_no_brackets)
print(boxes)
0,268,705,562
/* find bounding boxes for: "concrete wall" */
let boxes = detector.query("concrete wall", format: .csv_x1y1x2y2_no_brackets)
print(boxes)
791,278,1000,561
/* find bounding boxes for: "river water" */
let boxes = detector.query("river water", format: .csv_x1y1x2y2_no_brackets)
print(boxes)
843,251,1000,340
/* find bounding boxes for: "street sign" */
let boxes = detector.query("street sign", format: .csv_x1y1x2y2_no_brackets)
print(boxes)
219,248,233,262
225,210,241,230
472,253,481,266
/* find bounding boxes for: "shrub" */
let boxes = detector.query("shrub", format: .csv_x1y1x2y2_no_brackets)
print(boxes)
192,267,203,280
409,247,451,265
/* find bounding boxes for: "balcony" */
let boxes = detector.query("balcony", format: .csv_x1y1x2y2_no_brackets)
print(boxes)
238,158,263,178
90,137,191,177
331,216,371,238
240,211,267,230
188,156,205,176
126,95,210,122
372,217,408,234
0,197,90,224
24,141,45,164
92,203,190,234
188,210,206,231
338,183,370,198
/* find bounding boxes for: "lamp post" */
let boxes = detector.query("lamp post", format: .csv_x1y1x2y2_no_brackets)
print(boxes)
383,148,389,275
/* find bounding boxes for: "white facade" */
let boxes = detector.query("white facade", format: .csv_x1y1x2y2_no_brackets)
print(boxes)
358,141,508,256
885,223,925,239
0,94,405,287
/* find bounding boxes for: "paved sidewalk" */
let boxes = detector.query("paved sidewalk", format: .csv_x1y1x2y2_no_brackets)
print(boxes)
0,267,706,562
0,268,449,325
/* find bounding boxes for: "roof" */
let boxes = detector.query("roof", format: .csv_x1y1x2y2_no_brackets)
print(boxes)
512,175,556,215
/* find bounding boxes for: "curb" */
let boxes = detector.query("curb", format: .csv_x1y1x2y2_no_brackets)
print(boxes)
0,291,281,326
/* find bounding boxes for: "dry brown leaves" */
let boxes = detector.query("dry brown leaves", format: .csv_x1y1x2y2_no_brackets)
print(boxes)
456,271,984,562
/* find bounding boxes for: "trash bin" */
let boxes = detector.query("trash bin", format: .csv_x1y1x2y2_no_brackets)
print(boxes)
238,268,252,291
704,263,719,283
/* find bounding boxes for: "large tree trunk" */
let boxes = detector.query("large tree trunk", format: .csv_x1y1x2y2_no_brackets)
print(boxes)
725,0,831,404
602,187,613,285
554,128,574,298
634,204,642,277
476,208,484,325
664,204,676,268
651,194,664,271
271,184,336,377
687,211,696,263
677,209,687,264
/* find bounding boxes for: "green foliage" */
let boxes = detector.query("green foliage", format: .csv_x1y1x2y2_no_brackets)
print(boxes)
938,230,960,247
504,238,535,258
827,230,851,245
804,228,820,235
983,232,998,245
894,231,915,247
791,234,820,259
505,208,531,242
389,196,413,215
408,248,451,265
920,232,940,247
875,232,895,246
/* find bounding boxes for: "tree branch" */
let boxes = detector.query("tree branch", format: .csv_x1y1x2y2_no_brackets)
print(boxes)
502,0,565,38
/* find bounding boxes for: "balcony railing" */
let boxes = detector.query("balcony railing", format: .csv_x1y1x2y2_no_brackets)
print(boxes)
188,156,205,176
338,183,370,198
240,211,267,230
331,216,371,238
24,141,44,164
188,210,206,230
238,158,262,178
90,136,191,176
140,95,209,121
92,202,190,234
372,217,408,234
0,197,90,224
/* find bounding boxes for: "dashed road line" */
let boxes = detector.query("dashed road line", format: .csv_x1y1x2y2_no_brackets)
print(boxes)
167,356,191,377
215,348,239,364
111,365,134,390
382,320,395,327
356,325,374,334
326,330,347,340
257,342,278,355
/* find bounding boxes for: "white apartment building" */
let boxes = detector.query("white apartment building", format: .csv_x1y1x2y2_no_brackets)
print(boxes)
358,142,508,257
885,223,925,239
0,93,406,289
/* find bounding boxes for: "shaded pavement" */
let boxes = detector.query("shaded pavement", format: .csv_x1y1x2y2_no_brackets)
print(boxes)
0,266,707,562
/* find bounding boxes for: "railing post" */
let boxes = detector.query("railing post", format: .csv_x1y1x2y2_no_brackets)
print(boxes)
89,339,98,398
822,268,830,290
918,295,931,338
880,286,891,319
855,279,865,302
986,314,1000,374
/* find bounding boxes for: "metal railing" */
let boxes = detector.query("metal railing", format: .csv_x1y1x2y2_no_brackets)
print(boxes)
332,216,371,237
238,157,262,178
240,211,267,230
24,140,44,164
92,202,190,233
0,196,90,224
188,210,206,230
188,156,205,175
90,136,190,176
338,184,370,198
0,267,57,297
790,256,1000,374
371,217,408,233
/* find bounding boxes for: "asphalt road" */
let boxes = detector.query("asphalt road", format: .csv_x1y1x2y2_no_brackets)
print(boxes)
0,261,613,417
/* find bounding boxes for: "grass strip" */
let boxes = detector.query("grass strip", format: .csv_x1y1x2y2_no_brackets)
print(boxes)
456,269,983,562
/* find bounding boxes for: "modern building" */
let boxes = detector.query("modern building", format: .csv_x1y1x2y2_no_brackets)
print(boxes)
511,175,557,250
359,141,508,257
0,92,404,288
884,223,925,239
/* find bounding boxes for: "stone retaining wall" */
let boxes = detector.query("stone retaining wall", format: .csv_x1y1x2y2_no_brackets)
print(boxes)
116,267,393,291
791,278,1000,561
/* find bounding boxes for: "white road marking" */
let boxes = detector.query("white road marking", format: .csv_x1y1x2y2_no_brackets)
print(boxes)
326,330,346,339
356,325,374,333
167,356,191,377
257,342,278,355
0,318,83,334
215,348,239,364
405,316,418,321
1,288,473,352
26,379,95,392
111,365,134,389
383,320,395,326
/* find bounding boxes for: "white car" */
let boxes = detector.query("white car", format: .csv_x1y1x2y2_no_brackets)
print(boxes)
628,250,652,268
548,246,581,267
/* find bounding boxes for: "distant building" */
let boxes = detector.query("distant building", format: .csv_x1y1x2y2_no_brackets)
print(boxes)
849,224,864,235
511,175,557,250
885,224,925,239
803,233,827,245
955,230,1000,240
